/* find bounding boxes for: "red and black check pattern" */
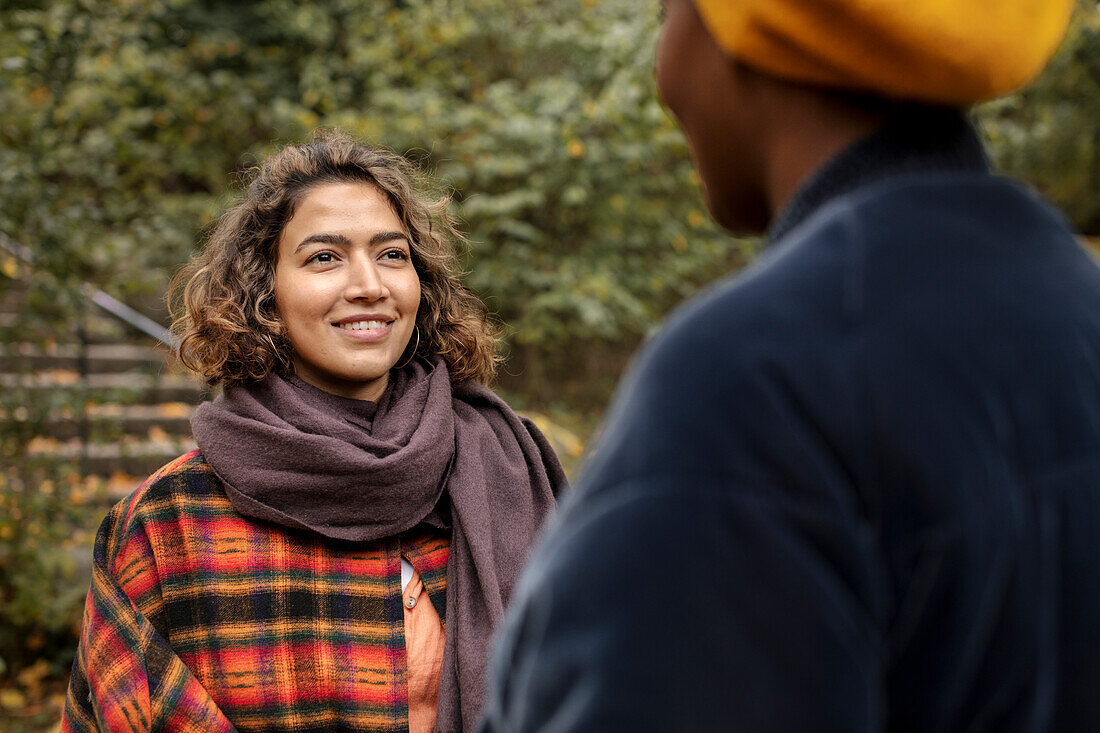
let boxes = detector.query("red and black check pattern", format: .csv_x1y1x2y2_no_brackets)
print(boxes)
62,450,450,732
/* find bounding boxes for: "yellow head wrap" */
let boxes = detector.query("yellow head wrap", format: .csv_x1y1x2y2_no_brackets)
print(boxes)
690,0,1074,104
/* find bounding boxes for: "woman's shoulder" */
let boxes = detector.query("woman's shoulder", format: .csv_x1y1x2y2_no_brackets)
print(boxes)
130,449,216,498
89,450,221,574
108,450,223,529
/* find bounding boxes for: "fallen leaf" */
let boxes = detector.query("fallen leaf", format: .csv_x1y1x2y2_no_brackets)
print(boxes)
25,436,60,453
108,470,135,489
158,402,192,417
1,256,18,279
0,687,26,710
48,370,81,386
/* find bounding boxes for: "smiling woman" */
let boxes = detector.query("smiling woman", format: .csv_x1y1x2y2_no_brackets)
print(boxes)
59,132,566,733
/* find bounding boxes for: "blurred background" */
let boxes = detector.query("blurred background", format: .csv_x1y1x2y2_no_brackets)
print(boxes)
0,0,1097,728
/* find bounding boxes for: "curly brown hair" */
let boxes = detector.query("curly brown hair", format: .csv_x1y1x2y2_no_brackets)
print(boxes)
170,130,499,386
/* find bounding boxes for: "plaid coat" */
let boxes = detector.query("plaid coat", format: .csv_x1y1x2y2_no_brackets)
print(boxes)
62,450,450,732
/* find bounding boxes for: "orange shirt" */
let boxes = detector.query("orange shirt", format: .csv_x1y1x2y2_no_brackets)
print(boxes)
403,568,446,733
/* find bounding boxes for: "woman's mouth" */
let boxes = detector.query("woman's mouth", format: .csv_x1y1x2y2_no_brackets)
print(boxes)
336,320,390,331
332,318,396,342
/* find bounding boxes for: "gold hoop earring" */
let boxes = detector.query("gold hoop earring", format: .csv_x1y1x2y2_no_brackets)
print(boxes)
395,325,420,370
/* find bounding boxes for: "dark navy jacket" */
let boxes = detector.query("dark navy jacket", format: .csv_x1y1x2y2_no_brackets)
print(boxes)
480,113,1100,731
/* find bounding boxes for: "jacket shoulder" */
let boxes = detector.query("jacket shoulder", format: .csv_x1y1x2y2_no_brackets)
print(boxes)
109,450,219,533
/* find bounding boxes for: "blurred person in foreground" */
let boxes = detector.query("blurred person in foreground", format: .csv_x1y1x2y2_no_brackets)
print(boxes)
480,0,1100,730
62,131,564,732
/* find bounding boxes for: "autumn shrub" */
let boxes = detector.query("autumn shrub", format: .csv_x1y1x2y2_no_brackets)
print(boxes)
0,271,99,684
976,5,1100,234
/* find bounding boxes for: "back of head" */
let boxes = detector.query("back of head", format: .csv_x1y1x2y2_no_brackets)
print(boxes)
690,0,1074,105
658,0,1075,233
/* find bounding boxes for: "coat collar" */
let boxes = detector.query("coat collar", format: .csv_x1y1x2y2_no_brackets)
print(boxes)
768,107,990,244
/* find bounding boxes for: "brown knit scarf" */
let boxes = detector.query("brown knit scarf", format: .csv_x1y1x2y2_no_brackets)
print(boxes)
190,356,565,730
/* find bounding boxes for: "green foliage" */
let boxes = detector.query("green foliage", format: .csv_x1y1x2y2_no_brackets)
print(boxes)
0,0,747,359
1,0,1095,369
978,2,1100,234
0,269,96,680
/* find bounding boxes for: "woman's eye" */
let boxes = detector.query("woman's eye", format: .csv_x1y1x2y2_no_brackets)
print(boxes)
307,252,335,264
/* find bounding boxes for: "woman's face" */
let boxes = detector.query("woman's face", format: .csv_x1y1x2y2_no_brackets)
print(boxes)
274,182,421,402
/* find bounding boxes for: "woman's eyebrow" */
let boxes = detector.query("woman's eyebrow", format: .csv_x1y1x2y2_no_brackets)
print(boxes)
295,232,351,252
294,230,408,253
369,230,409,246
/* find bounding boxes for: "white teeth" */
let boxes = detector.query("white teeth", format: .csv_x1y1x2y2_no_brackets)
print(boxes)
338,320,387,331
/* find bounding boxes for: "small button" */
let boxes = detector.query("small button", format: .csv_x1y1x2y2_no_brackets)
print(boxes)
405,596,417,609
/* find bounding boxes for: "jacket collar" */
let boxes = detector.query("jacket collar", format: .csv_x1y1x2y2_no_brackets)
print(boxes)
768,106,990,244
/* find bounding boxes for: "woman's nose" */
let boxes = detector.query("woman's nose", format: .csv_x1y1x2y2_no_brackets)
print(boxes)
345,259,388,301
